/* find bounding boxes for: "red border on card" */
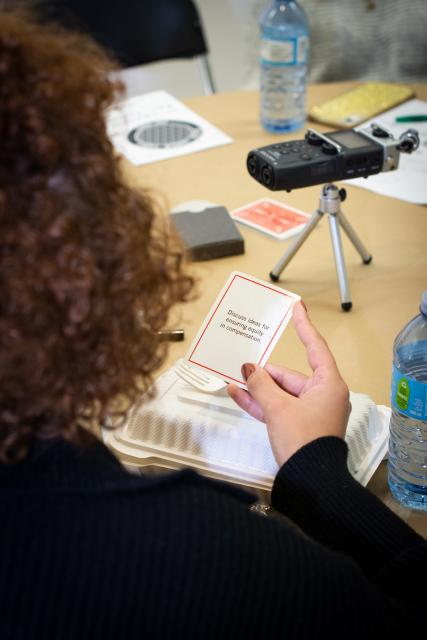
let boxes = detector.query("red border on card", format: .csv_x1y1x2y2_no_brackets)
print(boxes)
189,274,295,385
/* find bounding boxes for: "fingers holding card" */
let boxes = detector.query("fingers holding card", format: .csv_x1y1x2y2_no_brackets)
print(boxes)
186,271,300,388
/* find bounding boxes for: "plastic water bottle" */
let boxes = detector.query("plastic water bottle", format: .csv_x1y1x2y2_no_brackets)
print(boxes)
259,0,309,133
388,291,427,511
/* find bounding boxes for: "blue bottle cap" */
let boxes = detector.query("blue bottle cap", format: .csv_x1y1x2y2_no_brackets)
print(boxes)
421,291,427,316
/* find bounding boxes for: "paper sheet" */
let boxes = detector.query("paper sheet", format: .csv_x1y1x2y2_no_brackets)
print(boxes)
106,90,233,166
348,99,427,204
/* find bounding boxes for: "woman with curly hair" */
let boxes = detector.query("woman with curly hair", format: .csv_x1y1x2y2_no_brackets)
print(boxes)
0,5,196,461
0,6,425,640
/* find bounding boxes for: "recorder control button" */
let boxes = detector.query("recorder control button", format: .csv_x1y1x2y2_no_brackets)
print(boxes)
321,142,338,155
300,153,312,160
305,131,323,146
371,126,389,138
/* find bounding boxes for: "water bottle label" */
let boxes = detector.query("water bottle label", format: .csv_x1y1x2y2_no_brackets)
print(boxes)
391,365,427,421
261,36,308,66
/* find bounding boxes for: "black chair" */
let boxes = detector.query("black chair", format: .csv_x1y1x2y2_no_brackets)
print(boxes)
40,0,216,94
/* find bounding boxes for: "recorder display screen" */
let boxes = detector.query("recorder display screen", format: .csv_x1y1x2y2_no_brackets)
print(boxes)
328,130,370,149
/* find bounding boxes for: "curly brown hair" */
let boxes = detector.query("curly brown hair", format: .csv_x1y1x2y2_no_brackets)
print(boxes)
0,6,194,462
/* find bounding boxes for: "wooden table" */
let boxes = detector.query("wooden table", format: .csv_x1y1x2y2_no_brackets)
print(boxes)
122,82,427,536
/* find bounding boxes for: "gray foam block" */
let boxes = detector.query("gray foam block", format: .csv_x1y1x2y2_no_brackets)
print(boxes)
171,206,245,261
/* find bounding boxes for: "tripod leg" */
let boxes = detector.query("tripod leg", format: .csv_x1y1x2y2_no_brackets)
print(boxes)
338,209,372,264
327,214,352,311
270,209,324,281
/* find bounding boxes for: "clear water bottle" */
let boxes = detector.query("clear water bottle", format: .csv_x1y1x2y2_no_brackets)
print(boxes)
388,291,427,511
259,0,309,133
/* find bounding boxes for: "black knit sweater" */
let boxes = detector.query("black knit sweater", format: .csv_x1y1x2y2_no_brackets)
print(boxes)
0,435,425,639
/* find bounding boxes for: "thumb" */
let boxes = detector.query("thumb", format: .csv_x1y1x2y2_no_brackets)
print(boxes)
242,363,290,418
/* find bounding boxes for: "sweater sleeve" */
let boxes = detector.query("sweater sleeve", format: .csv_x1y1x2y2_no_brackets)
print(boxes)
271,436,427,601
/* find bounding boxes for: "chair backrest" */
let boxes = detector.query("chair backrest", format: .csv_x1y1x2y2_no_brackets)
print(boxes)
40,0,216,93
43,0,207,66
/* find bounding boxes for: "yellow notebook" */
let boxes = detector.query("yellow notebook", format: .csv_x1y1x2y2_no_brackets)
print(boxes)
309,83,414,128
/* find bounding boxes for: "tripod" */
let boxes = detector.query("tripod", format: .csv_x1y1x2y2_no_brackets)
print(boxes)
269,184,372,311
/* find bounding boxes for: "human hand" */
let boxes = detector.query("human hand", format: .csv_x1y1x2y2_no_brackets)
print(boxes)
227,301,351,467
